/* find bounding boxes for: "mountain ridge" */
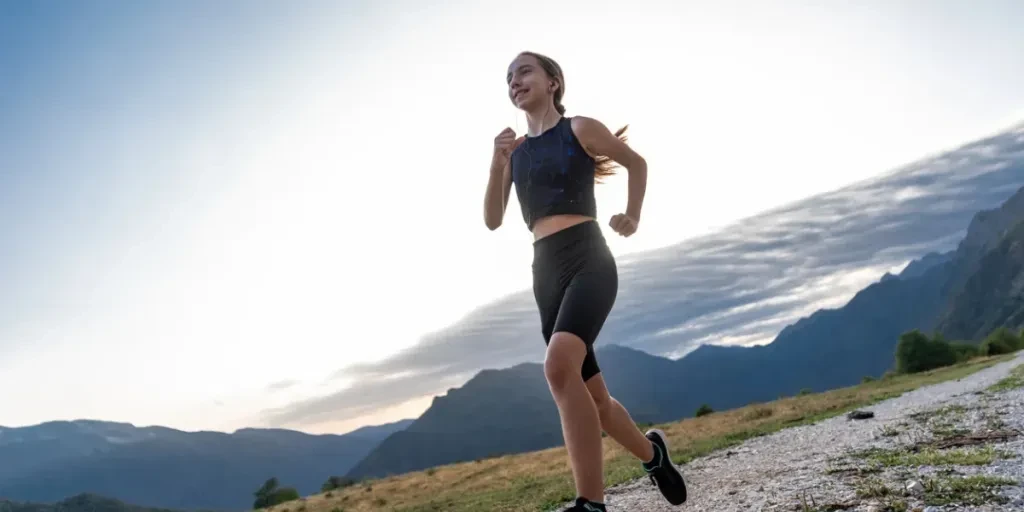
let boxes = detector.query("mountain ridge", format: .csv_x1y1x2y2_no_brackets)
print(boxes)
0,418,413,511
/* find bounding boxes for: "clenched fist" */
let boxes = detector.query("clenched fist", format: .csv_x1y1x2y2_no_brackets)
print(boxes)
609,213,638,237
492,127,525,169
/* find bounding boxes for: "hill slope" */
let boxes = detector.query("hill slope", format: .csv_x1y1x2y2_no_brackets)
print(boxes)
580,351,1024,511
0,419,412,511
270,353,1021,511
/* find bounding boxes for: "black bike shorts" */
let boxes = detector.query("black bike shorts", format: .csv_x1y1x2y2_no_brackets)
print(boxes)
531,220,618,381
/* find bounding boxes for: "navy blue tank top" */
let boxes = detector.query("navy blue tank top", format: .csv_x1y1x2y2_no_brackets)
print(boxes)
510,116,597,230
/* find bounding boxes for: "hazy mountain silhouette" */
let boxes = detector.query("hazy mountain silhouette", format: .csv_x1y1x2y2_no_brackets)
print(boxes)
935,218,1024,340
0,493,189,512
0,419,412,510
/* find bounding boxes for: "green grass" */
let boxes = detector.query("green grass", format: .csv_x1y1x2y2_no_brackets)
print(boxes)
854,477,895,499
923,475,1017,506
908,403,967,424
269,353,1013,512
853,445,1013,467
987,362,1024,392
931,425,972,440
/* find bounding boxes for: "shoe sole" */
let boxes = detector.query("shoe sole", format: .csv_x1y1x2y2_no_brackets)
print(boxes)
646,428,687,505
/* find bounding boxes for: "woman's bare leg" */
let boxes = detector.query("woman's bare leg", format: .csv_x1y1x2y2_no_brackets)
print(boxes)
545,332,604,504
585,373,655,462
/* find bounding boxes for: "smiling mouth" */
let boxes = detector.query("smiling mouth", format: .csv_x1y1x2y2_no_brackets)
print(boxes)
514,88,530,100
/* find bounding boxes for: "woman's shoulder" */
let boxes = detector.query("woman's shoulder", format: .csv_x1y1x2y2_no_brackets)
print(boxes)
568,115,609,138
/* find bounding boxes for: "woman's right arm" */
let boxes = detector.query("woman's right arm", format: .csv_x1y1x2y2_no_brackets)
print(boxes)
483,159,512,230
484,128,522,230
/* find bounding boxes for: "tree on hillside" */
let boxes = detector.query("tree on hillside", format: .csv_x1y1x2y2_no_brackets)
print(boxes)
695,404,713,417
321,475,356,492
253,477,299,509
255,478,278,499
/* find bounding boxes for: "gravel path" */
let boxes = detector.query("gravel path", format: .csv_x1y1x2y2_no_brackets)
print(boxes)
585,352,1024,512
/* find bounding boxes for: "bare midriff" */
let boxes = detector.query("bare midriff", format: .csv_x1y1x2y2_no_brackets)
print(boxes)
532,214,596,241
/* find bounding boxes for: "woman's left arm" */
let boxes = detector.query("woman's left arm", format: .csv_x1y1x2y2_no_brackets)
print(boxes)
571,116,648,232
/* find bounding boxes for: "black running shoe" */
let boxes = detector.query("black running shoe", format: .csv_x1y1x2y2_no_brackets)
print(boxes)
563,497,606,511
642,429,687,505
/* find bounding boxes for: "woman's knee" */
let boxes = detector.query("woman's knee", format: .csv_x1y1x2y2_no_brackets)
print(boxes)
544,332,587,391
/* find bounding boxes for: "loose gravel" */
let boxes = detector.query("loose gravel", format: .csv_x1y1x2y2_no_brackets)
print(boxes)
558,352,1024,512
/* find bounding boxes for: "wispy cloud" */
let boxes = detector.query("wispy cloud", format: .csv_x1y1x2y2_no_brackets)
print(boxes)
266,380,299,393
264,127,1024,428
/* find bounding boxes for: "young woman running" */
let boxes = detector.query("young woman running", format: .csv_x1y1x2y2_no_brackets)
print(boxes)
482,51,688,511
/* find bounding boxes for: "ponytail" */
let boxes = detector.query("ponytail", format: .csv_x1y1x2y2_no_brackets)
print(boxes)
593,125,628,183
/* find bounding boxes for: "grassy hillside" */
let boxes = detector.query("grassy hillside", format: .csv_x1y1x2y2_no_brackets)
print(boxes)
259,353,1016,512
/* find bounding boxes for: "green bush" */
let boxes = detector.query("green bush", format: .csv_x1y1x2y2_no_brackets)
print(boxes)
948,341,982,363
695,404,713,417
980,327,1023,356
321,476,356,492
895,330,958,374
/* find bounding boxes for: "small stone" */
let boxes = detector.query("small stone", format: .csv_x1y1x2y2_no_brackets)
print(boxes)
906,480,925,496
848,409,875,420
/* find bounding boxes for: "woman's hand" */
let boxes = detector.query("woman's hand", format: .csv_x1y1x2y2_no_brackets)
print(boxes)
609,213,638,237
492,127,524,170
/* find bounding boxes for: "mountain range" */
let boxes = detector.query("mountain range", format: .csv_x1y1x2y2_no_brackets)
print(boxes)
3,123,1024,510
0,419,411,511
0,494,184,512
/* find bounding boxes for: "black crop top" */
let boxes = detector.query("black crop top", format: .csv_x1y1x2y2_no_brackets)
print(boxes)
510,116,597,230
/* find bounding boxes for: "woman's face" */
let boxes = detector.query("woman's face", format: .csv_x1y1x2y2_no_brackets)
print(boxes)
506,53,554,111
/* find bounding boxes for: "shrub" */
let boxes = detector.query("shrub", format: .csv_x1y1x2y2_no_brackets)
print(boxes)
322,476,356,492
948,341,981,362
695,404,713,417
895,330,957,374
980,327,1022,356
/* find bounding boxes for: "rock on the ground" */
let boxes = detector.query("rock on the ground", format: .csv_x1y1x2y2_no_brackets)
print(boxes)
907,479,925,496
848,409,876,420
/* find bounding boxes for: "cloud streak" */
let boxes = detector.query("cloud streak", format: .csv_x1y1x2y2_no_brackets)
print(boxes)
264,126,1024,428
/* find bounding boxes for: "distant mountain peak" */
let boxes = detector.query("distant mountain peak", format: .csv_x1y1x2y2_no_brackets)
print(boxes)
958,185,1024,254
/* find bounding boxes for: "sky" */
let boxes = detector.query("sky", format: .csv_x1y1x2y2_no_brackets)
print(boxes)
2,0,1024,435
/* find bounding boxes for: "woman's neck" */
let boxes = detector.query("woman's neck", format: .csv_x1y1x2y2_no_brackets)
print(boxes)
525,104,561,136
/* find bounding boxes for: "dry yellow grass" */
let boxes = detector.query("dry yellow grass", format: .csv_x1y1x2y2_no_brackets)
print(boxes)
263,354,1013,512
